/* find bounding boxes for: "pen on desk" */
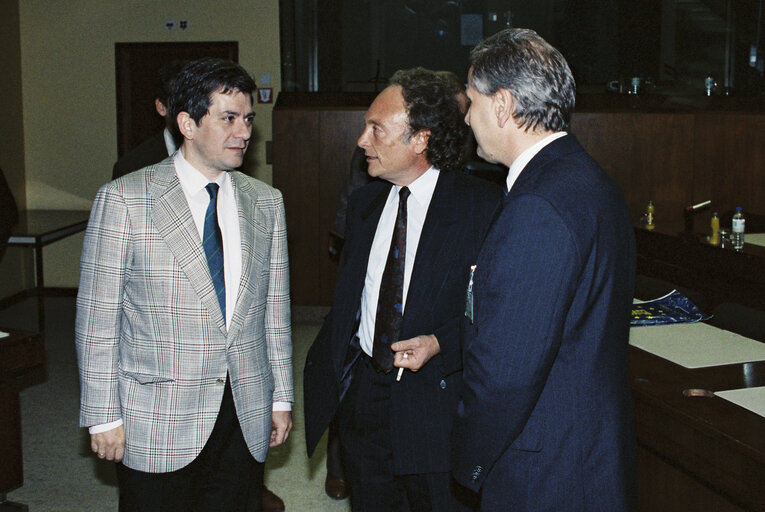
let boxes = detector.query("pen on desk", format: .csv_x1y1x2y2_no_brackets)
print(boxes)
396,353,407,382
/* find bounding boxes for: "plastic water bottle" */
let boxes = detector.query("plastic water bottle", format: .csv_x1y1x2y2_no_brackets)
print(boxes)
732,206,745,250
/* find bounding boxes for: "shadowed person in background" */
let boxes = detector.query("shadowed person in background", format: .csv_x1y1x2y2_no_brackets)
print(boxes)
305,67,501,511
112,60,186,180
452,28,637,511
77,58,293,512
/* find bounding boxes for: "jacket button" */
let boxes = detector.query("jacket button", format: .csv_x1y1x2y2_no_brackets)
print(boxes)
216,377,225,384
440,379,446,389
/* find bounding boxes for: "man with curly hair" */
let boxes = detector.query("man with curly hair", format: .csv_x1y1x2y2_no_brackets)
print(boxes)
304,68,501,511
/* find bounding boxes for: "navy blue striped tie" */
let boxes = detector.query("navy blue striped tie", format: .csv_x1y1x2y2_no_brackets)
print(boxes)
203,183,225,320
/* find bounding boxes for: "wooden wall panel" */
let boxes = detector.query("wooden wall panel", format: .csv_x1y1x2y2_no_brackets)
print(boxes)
694,113,765,227
272,110,321,305
274,93,764,305
573,112,695,232
317,110,366,304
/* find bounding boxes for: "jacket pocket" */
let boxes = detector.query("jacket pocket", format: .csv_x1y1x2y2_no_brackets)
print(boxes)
121,370,175,385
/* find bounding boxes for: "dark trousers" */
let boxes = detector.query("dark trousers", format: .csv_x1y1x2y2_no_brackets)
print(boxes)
116,379,264,512
326,420,345,479
337,355,475,512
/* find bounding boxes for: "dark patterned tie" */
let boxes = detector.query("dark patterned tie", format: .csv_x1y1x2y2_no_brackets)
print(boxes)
203,183,225,320
372,186,410,373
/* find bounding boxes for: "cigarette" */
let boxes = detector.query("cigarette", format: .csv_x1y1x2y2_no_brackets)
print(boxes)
396,353,407,382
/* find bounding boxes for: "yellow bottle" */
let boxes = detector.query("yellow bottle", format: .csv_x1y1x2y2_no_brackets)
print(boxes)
709,212,720,245
645,200,655,230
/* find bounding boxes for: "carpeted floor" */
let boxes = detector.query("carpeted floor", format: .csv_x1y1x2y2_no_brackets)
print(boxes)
1,296,349,512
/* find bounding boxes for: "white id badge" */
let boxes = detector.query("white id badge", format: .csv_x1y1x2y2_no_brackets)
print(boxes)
465,265,476,323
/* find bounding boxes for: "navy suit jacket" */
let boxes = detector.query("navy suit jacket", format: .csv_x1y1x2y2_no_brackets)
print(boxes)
452,135,637,510
305,170,501,475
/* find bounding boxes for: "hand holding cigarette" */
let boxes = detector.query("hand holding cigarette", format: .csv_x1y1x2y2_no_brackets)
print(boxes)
392,334,441,382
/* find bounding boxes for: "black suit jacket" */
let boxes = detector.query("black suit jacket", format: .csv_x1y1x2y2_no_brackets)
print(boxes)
304,170,501,475
112,132,170,180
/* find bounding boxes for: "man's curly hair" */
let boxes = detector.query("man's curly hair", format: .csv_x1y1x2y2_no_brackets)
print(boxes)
389,68,468,173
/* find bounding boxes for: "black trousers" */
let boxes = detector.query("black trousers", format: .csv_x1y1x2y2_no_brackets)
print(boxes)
116,379,264,512
337,354,476,512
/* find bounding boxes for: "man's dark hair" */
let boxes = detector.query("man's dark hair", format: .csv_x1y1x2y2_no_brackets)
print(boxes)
469,28,575,133
154,60,188,108
389,67,469,173
168,58,257,138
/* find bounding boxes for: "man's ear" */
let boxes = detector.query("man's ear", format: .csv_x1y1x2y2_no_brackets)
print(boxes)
411,129,431,155
494,89,514,129
176,112,195,140
155,98,168,117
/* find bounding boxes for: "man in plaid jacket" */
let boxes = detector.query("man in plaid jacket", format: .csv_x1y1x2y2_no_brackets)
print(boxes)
76,58,293,511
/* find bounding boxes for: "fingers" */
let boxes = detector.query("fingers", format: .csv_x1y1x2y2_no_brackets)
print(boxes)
91,426,125,462
390,337,420,353
392,334,440,372
270,411,293,448
394,350,418,370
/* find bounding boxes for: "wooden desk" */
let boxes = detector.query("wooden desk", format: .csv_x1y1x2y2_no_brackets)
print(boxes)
635,226,765,312
631,344,765,511
7,210,89,329
0,329,44,510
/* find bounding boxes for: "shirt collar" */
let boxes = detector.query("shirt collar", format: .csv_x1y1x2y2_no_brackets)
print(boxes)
163,127,177,156
506,131,567,193
393,166,439,207
174,151,227,196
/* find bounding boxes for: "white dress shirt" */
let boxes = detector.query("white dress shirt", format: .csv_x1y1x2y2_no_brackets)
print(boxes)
358,167,440,356
163,127,178,157
174,152,242,330
506,131,567,193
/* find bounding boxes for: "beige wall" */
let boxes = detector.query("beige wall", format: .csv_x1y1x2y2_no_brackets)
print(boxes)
9,0,281,290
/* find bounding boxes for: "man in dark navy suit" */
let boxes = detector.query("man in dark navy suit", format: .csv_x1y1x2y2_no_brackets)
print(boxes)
452,29,637,511
304,68,501,511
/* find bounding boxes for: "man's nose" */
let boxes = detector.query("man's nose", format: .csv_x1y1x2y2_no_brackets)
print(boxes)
357,127,370,149
237,120,252,140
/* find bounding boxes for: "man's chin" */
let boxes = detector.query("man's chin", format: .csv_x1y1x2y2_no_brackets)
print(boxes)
225,157,245,170
476,147,496,164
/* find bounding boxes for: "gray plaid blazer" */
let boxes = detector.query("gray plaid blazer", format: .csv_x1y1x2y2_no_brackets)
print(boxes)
76,158,293,472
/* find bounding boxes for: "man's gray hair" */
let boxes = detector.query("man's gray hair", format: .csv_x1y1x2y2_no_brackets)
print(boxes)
469,28,575,133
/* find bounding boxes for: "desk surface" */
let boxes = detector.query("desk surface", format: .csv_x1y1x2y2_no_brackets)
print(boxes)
631,344,765,510
8,209,89,246
0,329,44,381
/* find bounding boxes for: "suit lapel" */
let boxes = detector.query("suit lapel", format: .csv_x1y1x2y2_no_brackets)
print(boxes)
227,173,268,341
331,183,390,372
402,172,458,333
149,161,227,333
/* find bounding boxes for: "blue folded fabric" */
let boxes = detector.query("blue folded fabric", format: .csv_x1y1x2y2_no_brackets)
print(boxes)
631,290,711,326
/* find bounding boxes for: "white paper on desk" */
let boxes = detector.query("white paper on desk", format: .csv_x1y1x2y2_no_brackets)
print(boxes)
745,233,765,248
629,322,765,369
0,330,9,339
716,386,765,418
